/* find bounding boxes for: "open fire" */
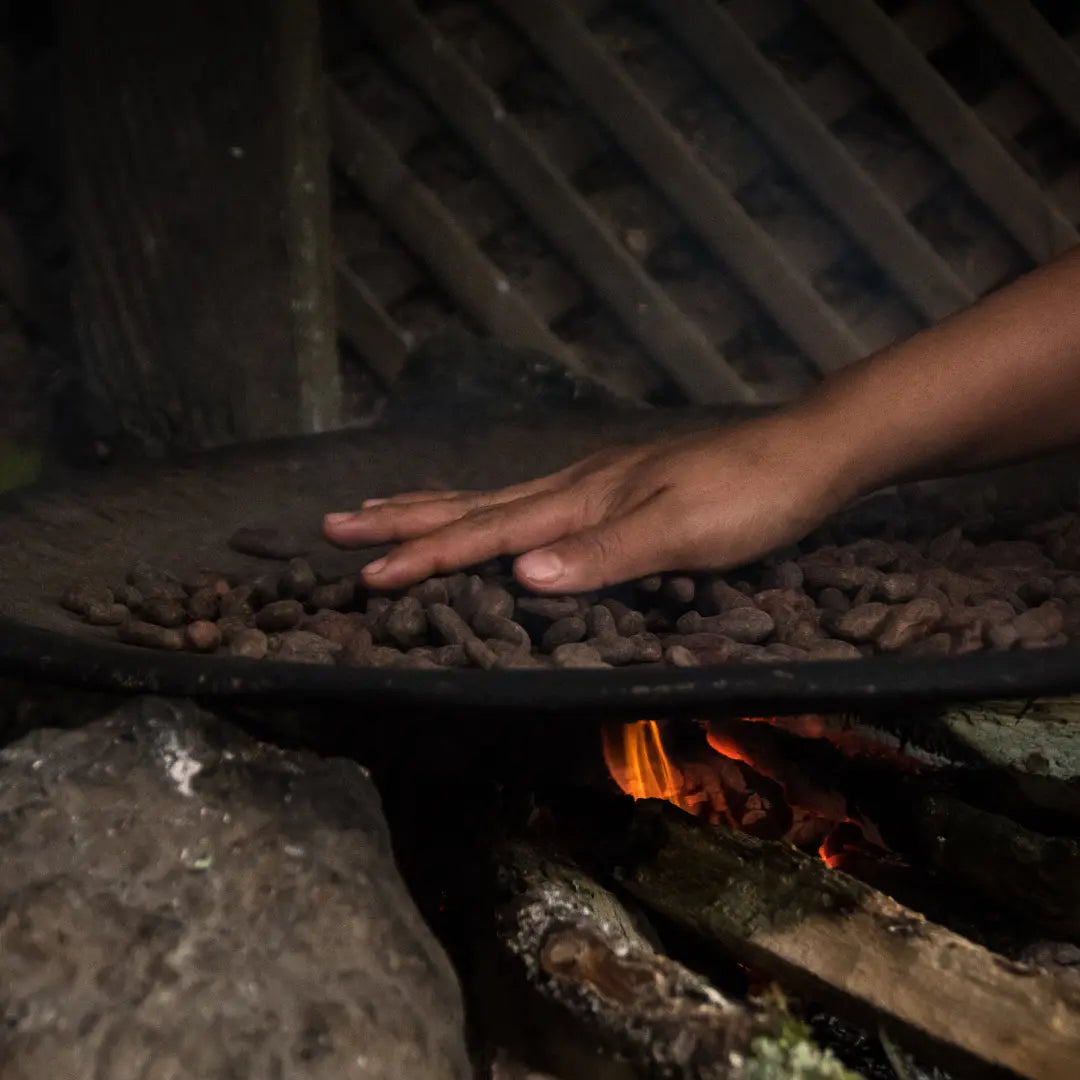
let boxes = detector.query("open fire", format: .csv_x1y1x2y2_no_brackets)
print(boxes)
602,716,898,869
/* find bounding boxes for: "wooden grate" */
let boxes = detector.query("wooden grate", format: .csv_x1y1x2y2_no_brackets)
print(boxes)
328,0,1080,404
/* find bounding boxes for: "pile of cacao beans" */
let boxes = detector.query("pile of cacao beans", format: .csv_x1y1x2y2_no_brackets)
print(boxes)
58,514,1080,669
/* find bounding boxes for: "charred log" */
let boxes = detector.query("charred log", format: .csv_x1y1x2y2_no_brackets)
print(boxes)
485,837,860,1080
555,794,1080,1080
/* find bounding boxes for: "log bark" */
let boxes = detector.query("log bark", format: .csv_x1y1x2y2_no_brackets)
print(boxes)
915,697,1080,781
593,798,1080,1080
60,0,341,453
484,837,860,1080
708,715,1080,943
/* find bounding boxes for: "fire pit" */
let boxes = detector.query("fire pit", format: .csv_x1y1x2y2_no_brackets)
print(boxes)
3,407,1080,1076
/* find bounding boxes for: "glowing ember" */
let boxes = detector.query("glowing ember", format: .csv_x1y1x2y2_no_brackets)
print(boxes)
705,729,754,766
602,716,886,869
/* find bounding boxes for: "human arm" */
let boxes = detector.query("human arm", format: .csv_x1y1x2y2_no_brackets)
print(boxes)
324,245,1080,593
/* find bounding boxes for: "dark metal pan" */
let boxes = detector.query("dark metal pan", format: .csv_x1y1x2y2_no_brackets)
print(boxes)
2,407,1079,715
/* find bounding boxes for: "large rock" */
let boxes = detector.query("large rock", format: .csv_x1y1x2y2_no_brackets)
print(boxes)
0,695,470,1079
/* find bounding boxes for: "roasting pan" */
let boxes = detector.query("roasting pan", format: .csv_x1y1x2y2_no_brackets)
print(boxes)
2,406,1079,716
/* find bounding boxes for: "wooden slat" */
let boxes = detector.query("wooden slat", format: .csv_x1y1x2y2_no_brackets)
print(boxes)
279,0,342,435
61,0,342,451
960,0,1080,139
335,258,414,382
809,0,1079,264
495,0,868,374
895,0,967,56
648,0,973,321
331,89,592,383
353,0,754,403
724,0,796,45
979,79,1045,142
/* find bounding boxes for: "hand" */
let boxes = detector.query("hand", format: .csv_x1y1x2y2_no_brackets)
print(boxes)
323,413,851,593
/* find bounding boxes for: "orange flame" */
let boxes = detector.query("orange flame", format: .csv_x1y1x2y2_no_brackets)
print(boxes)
603,717,860,869
602,720,689,808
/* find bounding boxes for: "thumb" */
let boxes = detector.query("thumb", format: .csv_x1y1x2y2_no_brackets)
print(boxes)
513,497,672,593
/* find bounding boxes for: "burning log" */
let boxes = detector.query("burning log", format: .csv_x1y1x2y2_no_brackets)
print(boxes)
594,799,1080,1080
486,837,860,1080
704,715,1080,940
892,791,1080,942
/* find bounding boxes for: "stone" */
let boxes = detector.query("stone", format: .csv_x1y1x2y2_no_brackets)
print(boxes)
0,697,469,1079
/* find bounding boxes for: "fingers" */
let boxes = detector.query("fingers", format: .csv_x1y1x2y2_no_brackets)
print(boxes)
514,493,677,593
361,490,467,508
361,490,585,588
324,473,566,547
325,497,483,546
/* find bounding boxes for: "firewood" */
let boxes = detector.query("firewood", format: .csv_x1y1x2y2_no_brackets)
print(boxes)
709,716,1080,939
489,838,859,1080
597,799,1080,1080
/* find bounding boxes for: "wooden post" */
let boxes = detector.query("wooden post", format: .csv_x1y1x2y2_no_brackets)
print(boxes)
60,0,341,453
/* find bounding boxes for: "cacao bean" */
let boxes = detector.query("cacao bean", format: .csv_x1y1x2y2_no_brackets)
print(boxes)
901,633,952,659
118,621,184,651
428,603,476,646
215,615,252,643
139,597,188,628
408,577,451,608
1013,602,1065,645
220,584,256,620
542,616,587,652
663,576,695,605
844,538,897,568
762,561,804,590
464,637,498,670
551,643,610,669
85,601,129,626
255,599,305,632
473,612,531,648
186,589,220,622
874,598,944,652
185,620,222,653
818,588,849,614
807,640,862,661
586,604,618,639
61,582,114,616
926,527,963,564
250,573,281,607
275,630,340,665
475,584,515,621
279,558,317,600
831,603,890,643
228,526,308,560
517,596,580,621
694,608,774,644
802,563,879,592
229,628,269,660
449,574,485,621
384,597,427,649
600,598,647,636
309,578,356,611
664,644,698,668
705,580,755,613
876,573,918,603
115,584,143,610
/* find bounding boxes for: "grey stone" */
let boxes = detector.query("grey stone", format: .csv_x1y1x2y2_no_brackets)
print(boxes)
0,696,469,1080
